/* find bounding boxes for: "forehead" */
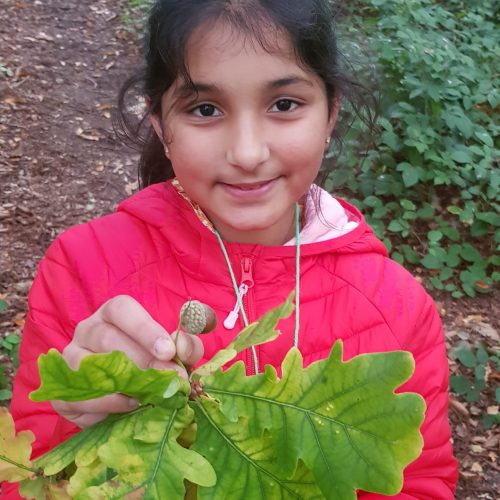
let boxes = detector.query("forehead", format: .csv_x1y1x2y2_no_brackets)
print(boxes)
183,19,315,85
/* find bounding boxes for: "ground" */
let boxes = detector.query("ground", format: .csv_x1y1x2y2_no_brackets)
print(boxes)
0,0,498,497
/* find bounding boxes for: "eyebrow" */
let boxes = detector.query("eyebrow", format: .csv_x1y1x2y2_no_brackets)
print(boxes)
173,75,314,98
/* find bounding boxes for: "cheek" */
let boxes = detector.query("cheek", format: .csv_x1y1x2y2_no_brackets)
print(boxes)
169,132,213,177
281,132,326,170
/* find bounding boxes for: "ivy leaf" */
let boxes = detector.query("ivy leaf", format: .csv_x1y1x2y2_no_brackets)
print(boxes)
402,168,420,187
30,350,189,406
191,292,294,379
200,341,425,499
451,150,472,164
0,408,36,483
193,399,324,499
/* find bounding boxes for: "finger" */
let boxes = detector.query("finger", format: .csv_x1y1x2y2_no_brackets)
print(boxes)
175,332,204,366
62,342,94,370
73,320,153,369
97,296,176,361
52,393,139,417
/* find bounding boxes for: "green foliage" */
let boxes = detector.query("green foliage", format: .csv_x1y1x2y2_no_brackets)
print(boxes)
0,327,21,403
338,0,499,297
198,343,424,499
122,0,152,30
0,297,425,499
450,345,500,429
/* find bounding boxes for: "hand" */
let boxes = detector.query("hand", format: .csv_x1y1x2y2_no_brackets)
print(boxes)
51,295,204,428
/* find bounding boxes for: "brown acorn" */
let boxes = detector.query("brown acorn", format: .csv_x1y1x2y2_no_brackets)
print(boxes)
180,300,217,335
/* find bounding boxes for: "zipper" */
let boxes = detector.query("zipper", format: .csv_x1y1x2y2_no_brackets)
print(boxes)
223,257,254,329
223,257,257,374
223,283,249,329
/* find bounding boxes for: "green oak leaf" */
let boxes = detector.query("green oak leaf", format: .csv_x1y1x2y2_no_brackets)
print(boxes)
191,349,237,379
191,292,294,380
19,477,70,500
35,406,215,499
229,292,294,353
81,406,216,499
30,350,189,406
35,409,145,475
199,341,425,499
192,399,323,499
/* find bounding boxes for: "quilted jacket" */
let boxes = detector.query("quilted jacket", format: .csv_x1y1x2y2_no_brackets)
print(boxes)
4,181,458,498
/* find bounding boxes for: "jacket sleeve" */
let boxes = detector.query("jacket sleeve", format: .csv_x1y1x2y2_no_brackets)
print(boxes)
359,283,458,498
2,235,97,499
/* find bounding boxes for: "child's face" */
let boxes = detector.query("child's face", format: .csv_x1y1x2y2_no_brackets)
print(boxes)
152,21,338,245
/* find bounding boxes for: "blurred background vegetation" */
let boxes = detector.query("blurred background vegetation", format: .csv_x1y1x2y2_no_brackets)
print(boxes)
335,0,499,301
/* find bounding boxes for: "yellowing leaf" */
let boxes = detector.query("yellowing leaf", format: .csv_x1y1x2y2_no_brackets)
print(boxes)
199,341,425,499
21,298,425,499
191,292,295,380
30,350,189,407
191,348,237,379
0,407,36,482
229,292,294,353
194,400,324,499
19,477,71,500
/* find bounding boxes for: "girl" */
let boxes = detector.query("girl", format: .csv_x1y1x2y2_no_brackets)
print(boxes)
5,0,457,497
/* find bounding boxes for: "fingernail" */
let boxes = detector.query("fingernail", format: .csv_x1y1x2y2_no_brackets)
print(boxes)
154,338,172,357
129,398,139,409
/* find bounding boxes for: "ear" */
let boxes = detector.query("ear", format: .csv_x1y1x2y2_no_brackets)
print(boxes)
326,90,342,137
150,112,165,145
146,97,166,145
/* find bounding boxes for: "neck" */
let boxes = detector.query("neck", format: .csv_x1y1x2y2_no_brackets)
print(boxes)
208,207,297,246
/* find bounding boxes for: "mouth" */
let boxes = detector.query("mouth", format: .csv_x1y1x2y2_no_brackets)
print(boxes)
221,178,279,190
219,177,280,198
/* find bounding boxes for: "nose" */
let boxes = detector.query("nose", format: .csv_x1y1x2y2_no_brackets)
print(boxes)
226,115,270,171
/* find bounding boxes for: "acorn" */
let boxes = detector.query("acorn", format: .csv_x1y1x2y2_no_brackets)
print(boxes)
180,300,217,335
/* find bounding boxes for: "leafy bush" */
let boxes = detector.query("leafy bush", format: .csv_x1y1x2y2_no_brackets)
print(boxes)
122,0,152,29
0,299,20,404
0,333,20,403
335,0,499,297
450,345,500,429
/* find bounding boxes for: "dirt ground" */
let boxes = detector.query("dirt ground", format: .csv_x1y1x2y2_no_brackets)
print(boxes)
0,0,498,498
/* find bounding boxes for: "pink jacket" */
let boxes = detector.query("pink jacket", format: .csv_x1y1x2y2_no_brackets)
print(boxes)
4,181,457,498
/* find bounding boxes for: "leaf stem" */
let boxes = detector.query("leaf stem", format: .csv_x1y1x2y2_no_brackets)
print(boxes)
171,299,192,372
0,454,39,474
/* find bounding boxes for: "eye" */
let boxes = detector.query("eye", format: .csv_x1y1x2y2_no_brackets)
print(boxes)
270,99,299,113
191,104,221,117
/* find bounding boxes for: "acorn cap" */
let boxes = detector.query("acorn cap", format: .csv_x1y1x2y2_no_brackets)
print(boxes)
180,300,217,335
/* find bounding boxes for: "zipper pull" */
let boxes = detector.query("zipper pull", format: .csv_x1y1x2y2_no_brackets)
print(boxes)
224,283,249,329
241,257,254,288
224,257,255,330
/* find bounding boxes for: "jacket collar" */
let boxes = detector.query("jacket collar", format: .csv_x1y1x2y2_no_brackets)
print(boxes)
117,180,387,287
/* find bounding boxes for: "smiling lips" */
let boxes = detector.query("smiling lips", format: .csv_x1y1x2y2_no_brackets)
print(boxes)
220,177,279,198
